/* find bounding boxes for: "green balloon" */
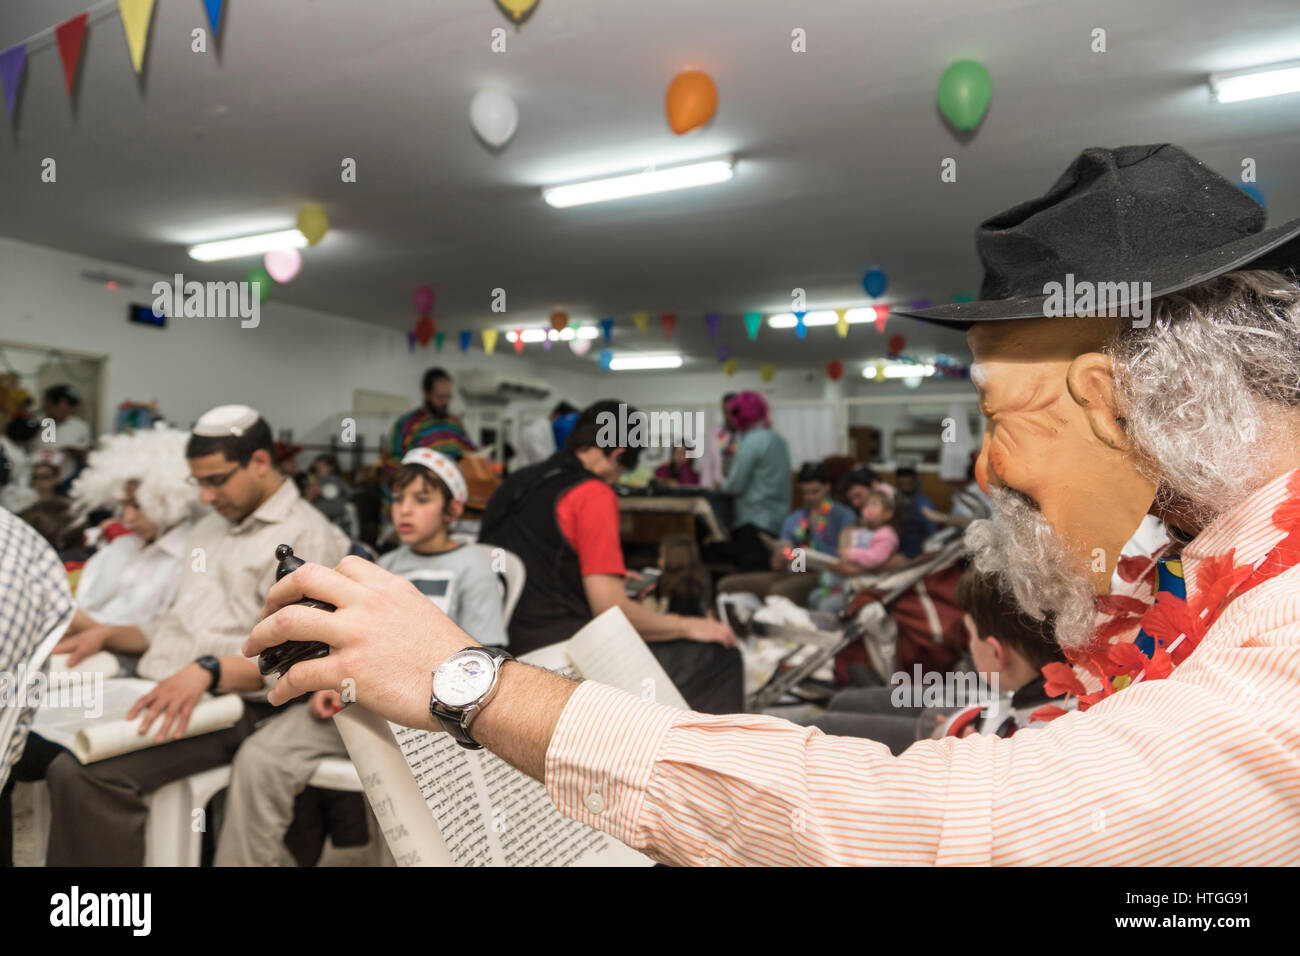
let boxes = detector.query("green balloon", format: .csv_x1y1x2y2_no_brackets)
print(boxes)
246,266,273,302
937,60,992,132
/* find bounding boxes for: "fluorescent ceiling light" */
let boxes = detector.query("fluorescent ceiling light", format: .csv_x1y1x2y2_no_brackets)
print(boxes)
543,158,734,208
1210,60,1300,103
188,229,308,262
607,354,684,371
507,326,598,343
864,363,936,380
768,308,879,329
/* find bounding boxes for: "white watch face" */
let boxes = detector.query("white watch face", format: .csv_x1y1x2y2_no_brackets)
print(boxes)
434,651,494,709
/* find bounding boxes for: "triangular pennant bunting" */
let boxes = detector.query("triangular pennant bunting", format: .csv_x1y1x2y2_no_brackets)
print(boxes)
458,330,472,353
0,44,27,119
434,330,446,352
118,0,157,74
513,329,524,353
54,14,87,96
704,312,721,338
835,309,849,338
632,312,649,335
203,0,226,33
743,312,762,340
794,311,807,339
482,328,499,354
661,312,677,339
873,303,890,333
599,317,614,343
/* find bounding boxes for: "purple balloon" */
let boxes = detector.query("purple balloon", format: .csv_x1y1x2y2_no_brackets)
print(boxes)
716,343,731,362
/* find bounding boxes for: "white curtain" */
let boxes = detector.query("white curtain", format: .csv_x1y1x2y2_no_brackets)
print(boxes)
769,403,841,466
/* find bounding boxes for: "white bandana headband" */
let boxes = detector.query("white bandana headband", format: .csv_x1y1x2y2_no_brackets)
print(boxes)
401,447,468,505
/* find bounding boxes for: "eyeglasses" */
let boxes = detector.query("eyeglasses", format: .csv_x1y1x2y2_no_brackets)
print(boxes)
187,465,241,490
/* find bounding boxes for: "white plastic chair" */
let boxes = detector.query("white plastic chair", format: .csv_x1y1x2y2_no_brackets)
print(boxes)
27,763,231,867
307,757,390,866
473,544,526,624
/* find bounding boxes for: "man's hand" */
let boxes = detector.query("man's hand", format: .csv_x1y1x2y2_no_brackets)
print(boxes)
920,506,947,525
53,626,110,666
127,664,211,743
310,689,343,720
244,556,475,731
682,616,738,649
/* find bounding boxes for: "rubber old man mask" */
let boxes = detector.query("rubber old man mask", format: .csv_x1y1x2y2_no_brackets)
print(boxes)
968,313,1158,592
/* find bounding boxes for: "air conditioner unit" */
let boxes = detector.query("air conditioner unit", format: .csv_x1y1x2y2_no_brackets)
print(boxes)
457,368,552,405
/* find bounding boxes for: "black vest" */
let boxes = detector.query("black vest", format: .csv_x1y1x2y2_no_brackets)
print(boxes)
479,451,600,656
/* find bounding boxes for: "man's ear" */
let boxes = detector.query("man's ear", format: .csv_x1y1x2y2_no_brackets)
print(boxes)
1066,352,1129,450
249,448,272,473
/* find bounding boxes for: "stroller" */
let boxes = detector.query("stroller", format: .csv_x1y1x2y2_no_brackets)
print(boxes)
744,498,984,711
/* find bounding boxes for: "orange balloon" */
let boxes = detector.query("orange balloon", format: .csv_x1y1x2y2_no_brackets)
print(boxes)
665,70,718,135
550,310,568,331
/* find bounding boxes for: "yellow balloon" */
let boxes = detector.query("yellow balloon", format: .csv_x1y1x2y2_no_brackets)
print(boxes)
722,358,738,377
297,204,329,247
759,362,775,382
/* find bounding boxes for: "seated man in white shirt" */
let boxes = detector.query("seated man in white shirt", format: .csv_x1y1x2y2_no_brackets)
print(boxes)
39,384,92,486
56,425,197,654
19,404,350,866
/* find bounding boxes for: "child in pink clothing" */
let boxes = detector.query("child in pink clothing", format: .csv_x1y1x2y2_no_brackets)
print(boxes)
810,489,899,613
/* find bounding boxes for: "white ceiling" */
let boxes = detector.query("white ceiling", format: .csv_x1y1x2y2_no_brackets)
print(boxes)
3,0,1300,372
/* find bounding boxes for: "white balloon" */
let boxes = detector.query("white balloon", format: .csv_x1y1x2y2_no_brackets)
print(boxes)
469,89,519,149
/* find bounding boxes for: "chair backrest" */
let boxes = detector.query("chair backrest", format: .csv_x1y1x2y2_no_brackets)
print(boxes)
473,543,526,624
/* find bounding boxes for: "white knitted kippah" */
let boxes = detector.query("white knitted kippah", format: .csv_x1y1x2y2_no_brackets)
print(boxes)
193,404,259,437
400,447,468,505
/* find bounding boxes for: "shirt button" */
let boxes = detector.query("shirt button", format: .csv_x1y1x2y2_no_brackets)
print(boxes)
583,792,606,814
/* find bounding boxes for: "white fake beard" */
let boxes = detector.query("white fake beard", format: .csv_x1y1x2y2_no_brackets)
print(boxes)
965,486,1100,653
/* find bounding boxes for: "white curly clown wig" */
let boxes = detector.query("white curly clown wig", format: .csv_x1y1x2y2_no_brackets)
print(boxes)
70,423,198,530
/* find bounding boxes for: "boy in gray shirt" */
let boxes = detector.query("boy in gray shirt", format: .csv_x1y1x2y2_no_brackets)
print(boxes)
215,448,505,864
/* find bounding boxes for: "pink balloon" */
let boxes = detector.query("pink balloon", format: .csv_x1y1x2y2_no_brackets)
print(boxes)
264,248,302,283
570,335,592,357
413,285,435,315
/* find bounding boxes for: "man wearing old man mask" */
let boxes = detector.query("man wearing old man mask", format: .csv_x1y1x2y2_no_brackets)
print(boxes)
247,145,1300,865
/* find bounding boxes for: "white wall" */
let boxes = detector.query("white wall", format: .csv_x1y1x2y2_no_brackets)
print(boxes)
0,236,593,450
0,235,979,467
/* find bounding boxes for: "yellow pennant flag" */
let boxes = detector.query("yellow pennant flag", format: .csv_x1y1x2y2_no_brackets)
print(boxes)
632,312,650,335
118,0,156,74
482,328,499,354
835,309,849,338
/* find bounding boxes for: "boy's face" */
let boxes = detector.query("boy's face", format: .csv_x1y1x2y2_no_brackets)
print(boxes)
392,476,449,546
121,480,161,542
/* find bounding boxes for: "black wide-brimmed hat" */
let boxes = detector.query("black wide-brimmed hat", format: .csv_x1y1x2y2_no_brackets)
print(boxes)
897,144,1300,328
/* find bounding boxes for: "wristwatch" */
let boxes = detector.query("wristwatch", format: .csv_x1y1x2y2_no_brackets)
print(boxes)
429,646,514,750
195,655,221,692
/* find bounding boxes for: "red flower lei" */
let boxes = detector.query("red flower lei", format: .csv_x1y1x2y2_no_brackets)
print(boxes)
1034,470,1300,720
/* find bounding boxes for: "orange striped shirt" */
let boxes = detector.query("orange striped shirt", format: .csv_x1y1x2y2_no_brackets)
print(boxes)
544,468,1300,865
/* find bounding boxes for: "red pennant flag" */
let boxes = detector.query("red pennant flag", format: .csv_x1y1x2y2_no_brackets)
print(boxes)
661,312,677,339
55,14,88,96
513,329,524,353
873,303,890,333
